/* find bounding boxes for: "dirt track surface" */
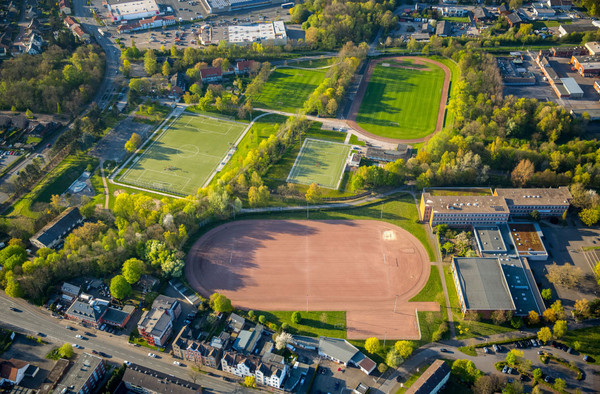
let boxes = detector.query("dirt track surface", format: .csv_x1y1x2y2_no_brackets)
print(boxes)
186,219,438,339
346,56,451,144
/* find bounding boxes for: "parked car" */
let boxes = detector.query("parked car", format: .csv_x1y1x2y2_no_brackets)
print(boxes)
440,348,449,353
148,353,157,358
502,365,508,374
483,347,490,354
75,335,83,339
583,355,589,362
124,361,131,366
92,350,99,355
9,307,21,312
544,375,552,383
173,361,181,366
73,343,82,349
507,368,513,374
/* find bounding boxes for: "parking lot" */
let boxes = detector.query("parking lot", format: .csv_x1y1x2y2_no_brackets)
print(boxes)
93,0,291,50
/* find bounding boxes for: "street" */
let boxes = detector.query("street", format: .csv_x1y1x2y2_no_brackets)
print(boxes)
0,291,254,393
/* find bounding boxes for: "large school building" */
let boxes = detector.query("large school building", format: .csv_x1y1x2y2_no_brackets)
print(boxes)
420,187,571,227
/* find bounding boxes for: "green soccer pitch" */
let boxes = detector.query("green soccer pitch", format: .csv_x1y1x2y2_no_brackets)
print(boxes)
287,139,351,190
252,67,326,113
119,113,247,196
356,61,446,139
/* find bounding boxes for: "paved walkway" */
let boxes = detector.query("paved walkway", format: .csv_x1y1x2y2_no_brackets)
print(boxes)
100,162,109,209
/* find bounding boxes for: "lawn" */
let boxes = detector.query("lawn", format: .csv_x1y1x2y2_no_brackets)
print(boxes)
441,16,470,23
252,67,326,113
243,310,346,339
287,139,350,189
409,266,442,302
563,326,600,364
119,113,247,196
349,134,365,146
286,57,335,68
356,60,446,139
431,56,460,129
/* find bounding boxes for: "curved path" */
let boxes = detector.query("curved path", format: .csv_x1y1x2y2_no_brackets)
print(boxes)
346,56,452,144
186,219,438,340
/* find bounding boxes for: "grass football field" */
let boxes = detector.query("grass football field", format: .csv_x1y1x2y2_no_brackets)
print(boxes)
356,61,446,139
287,138,350,189
120,113,247,196
252,67,326,113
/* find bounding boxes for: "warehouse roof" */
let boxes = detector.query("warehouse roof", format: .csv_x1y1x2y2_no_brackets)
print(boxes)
494,187,571,207
422,193,509,214
452,257,516,311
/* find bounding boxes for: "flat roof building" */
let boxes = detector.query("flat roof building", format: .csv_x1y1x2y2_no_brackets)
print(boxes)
122,363,202,393
559,23,596,37
571,55,600,76
561,77,584,98
474,226,507,253
54,353,105,394
451,257,516,317
107,0,160,23
227,21,287,46
493,187,571,218
420,194,510,227
201,0,284,14
585,41,600,56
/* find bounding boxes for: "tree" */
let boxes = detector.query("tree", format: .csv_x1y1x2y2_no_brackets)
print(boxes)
59,343,74,358
291,311,302,324
506,349,523,366
509,0,523,10
244,376,256,388
574,298,590,319
122,258,145,284
553,320,567,338
546,263,583,289
377,363,388,373
527,311,540,326
365,337,381,354
394,341,413,359
385,348,402,368
110,275,132,299
144,49,158,76
553,378,566,392
25,108,33,119
274,332,293,350
503,381,524,394
491,310,508,325
511,159,534,187
125,133,142,153
451,359,483,384
541,288,552,301
305,183,322,204
258,315,266,324
162,60,171,77
543,308,558,323
537,326,552,343
533,368,543,380
551,300,566,320
530,209,540,221
209,292,233,313
474,375,500,394
579,208,600,226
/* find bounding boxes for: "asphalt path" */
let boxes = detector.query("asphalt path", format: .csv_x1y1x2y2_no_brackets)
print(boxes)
0,292,254,393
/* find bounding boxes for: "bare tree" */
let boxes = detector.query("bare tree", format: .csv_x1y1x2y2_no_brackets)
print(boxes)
546,263,583,289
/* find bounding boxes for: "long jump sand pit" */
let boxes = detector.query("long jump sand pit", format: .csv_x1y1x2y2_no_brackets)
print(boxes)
186,220,439,339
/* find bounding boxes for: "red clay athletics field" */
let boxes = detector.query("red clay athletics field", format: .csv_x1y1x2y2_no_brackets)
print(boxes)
186,220,438,339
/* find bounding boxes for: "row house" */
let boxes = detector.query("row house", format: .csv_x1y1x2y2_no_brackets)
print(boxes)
221,351,288,389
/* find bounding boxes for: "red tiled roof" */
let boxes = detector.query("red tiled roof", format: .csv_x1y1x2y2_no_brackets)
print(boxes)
200,67,222,78
0,358,28,382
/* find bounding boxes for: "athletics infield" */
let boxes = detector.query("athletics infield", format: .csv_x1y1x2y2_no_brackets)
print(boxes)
185,219,438,339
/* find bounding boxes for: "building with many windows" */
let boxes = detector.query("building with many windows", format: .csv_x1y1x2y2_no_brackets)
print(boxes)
420,187,571,227
54,353,105,394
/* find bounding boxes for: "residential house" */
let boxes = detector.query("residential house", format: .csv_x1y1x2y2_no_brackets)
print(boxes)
233,324,264,354
406,360,450,394
137,295,180,347
228,313,245,332
235,60,258,75
63,16,76,29
170,72,186,96
173,327,223,368
532,4,555,18
199,67,222,83
65,299,108,328
318,337,376,375
435,20,452,37
0,359,29,385
101,305,135,328
61,282,80,300
547,0,572,9
506,12,523,27
498,4,509,15
59,0,71,14
29,207,83,249
72,25,89,41
472,7,493,22
220,351,287,389
54,354,106,394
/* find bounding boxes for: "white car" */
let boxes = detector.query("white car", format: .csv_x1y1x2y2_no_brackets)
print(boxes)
173,361,181,366
148,353,156,358
75,335,83,339
73,343,82,349
124,361,131,366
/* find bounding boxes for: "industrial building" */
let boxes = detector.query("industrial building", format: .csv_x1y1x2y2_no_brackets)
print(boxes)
228,21,287,46
107,0,161,23
200,0,286,14
571,55,600,77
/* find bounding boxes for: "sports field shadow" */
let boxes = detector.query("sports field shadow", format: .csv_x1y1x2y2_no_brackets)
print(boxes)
137,140,181,162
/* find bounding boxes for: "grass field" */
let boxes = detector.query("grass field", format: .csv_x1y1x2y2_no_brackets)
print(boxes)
356,60,446,139
120,113,247,196
287,139,350,189
242,310,346,339
252,67,326,113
